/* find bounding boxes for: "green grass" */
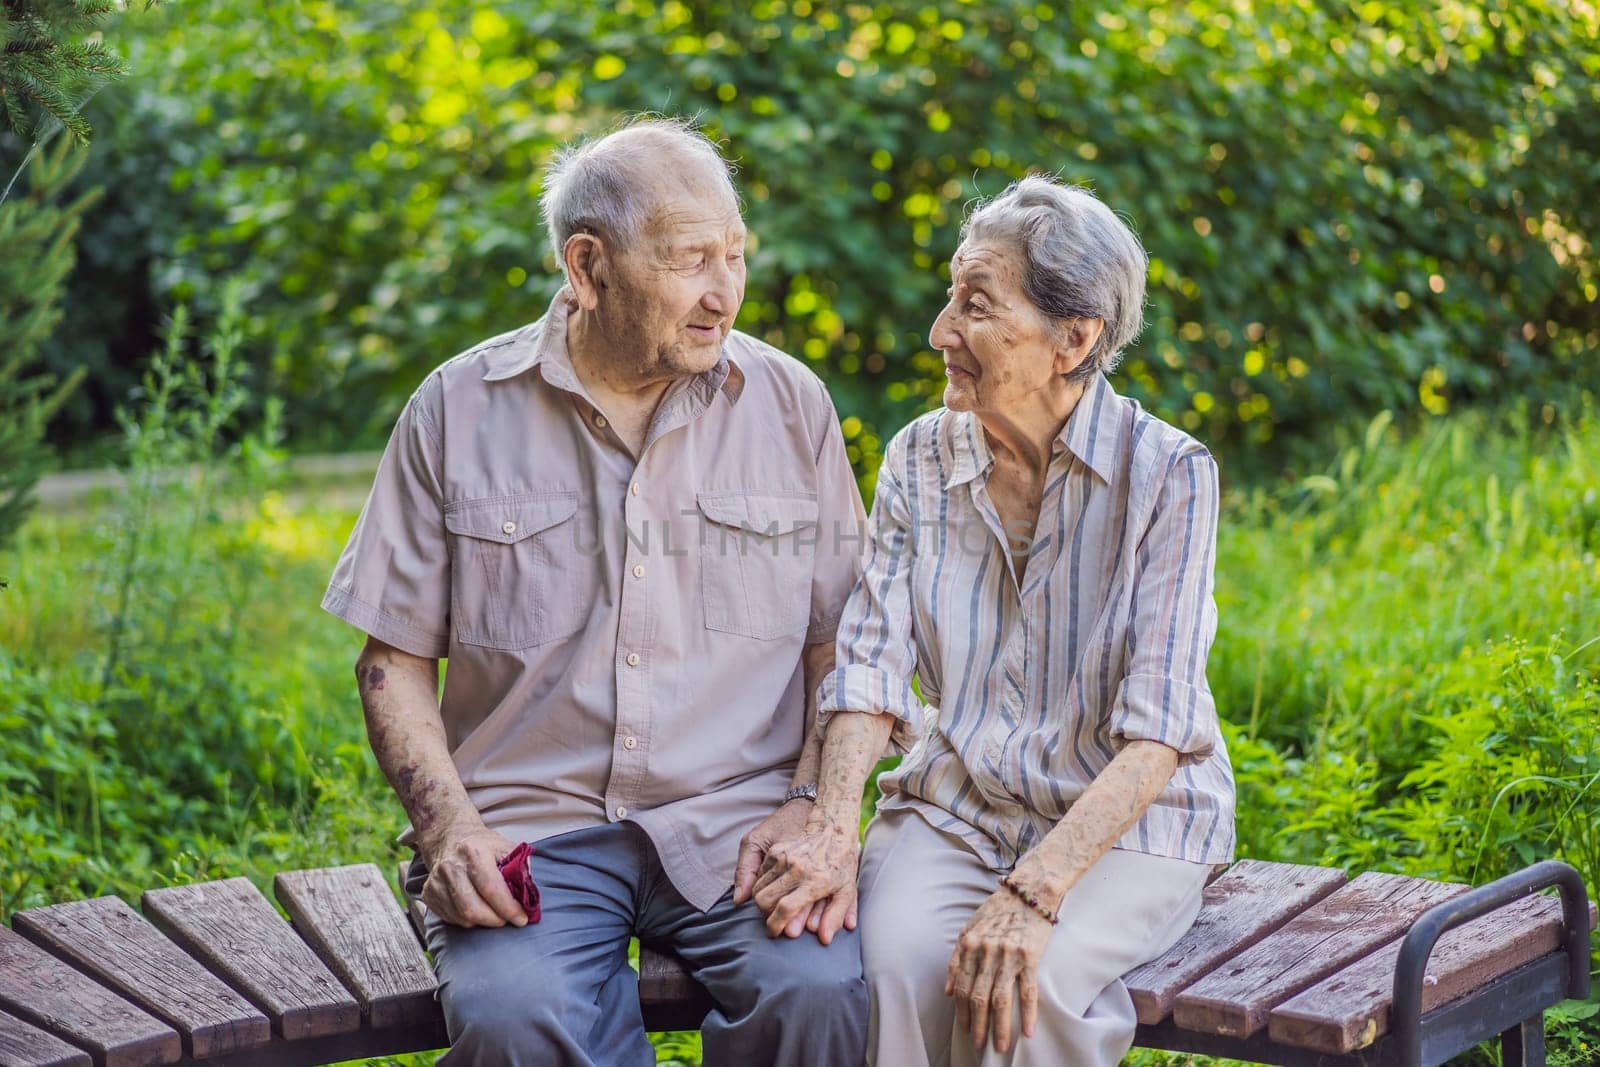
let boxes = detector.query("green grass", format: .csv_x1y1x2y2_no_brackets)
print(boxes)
1,398,1597,1065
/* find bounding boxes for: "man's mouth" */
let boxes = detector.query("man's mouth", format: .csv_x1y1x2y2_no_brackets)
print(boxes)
687,323,721,340
945,361,976,380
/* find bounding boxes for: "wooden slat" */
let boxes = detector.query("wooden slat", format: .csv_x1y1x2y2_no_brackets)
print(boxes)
1268,895,1600,1053
0,1008,92,1067
141,878,359,1041
1171,872,1467,1038
274,865,437,1030
1125,860,1347,1024
12,896,270,1060
0,926,179,1066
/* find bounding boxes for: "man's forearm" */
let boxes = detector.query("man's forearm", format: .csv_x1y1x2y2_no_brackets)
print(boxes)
789,640,835,792
356,641,481,860
811,710,897,830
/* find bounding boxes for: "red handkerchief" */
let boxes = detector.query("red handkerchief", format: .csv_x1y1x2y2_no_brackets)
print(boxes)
497,842,541,923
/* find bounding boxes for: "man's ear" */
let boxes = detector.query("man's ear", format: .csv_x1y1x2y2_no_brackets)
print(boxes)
564,233,609,310
1054,317,1105,378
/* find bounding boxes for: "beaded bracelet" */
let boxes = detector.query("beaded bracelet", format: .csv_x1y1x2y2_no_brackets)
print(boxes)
998,873,1059,925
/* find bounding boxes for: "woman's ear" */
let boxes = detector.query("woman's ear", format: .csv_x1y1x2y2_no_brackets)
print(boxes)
565,233,608,310
1054,317,1105,377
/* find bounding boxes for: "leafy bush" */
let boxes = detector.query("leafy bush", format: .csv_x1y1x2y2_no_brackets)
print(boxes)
50,0,1600,469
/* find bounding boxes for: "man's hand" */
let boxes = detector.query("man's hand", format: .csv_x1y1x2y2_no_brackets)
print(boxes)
944,888,1054,1055
749,816,860,943
419,823,531,928
732,799,855,940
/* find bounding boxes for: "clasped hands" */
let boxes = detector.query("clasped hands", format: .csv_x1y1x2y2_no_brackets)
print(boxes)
738,804,1055,1055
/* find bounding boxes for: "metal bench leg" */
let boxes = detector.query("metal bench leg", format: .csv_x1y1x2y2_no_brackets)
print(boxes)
1500,1016,1545,1067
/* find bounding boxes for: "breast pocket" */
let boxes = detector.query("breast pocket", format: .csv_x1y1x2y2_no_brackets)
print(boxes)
443,491,590,650
697,490,819,641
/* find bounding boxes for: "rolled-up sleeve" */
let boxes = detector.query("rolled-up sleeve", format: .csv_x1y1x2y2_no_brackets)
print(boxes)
321,376,451,659
806,380,868,646
1108,448,1221,766
815,435,921,753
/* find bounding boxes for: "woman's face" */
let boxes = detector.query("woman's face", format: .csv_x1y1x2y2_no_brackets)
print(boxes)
929,240,1071,416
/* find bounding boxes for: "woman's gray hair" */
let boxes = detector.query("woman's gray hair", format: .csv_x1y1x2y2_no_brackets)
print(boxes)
540,116,738,268
961,175,1148,380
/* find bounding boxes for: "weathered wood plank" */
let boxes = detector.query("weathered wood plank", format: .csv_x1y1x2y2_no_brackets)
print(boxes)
141,878,359,1041
12,897,270,1060
0,926,179,1066
1171,872,1468,1038
0,1008,92,1067
1125,860,1348,1024
274,865,436,1030
1268,895,1600,1053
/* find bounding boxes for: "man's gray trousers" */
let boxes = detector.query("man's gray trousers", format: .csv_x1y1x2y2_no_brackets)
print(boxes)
407,821,868,1066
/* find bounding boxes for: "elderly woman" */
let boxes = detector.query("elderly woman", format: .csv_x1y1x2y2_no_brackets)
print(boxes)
750,175,1235,1065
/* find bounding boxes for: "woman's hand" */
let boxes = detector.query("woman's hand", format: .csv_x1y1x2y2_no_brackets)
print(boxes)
945,887,1055,1054
749,816,861,943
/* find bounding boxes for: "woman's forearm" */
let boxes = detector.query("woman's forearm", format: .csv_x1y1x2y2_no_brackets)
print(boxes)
1009,739,1180,910
811,709,897,830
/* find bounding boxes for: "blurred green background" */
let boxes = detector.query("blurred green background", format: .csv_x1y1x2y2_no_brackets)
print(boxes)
2,1,1597,1064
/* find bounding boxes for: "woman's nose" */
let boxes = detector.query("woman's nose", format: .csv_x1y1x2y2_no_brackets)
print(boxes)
929,303,959,351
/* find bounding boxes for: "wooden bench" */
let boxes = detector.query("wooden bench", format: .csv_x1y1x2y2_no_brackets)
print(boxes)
0,858,1590,1066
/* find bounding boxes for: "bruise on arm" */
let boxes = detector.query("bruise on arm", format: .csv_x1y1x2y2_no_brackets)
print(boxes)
1007,740,1181,910
355,638,480,852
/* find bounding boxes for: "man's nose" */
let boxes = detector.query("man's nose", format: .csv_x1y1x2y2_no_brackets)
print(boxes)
703,261,739,316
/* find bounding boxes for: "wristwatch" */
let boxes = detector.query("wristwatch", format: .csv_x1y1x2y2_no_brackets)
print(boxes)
784,783,818,804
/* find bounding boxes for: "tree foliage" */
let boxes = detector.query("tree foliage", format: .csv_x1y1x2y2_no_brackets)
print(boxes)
0,0,125,141
54,0,1600,472
0,139,93,554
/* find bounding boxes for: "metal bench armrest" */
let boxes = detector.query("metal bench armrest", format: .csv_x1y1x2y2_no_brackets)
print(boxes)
1390,860,1591,1064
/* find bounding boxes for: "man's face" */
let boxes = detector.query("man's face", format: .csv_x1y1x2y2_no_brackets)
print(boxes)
604,181,747,380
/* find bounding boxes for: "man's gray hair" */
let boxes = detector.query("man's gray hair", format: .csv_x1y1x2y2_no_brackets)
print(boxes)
961,175,1149,380
540,117,738,269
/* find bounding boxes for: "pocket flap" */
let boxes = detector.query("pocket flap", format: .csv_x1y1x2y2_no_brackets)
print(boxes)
445,492,579,544
696,491,819,536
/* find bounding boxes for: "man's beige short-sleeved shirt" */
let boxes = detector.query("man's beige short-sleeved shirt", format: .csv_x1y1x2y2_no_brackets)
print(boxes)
324,289,866,910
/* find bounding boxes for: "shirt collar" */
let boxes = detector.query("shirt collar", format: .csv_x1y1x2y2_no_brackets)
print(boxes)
942,372,1122,489
480,286,745,405
943,411,992,489
1059,373,1121,483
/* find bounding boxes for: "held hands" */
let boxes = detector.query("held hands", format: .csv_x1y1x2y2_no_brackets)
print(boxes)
739,809,860,944
419,821,531,928
945,887,1056,1054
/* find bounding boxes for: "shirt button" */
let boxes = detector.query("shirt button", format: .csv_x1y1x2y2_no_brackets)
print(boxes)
629,482,640,496
632,564,645,578
501,520,516,535
594,413,608,428
615,806,628,818
623,736,638,750
626,652,641,667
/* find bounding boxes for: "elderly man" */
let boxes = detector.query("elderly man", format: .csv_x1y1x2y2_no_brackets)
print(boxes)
322,119,868,1066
